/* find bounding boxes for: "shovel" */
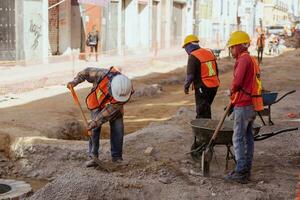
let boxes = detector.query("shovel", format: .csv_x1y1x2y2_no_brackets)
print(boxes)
69,86,91,137
202,101,232,177
69,87,104,166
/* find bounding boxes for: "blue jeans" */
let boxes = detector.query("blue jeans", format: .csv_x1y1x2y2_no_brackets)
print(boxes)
233,105,256,173
89,111,124,158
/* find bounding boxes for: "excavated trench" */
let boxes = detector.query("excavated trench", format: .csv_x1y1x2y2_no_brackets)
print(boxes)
0,184,11,194
0,179,32,199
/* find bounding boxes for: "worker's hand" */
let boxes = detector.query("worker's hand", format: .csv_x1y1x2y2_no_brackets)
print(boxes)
67,82,75,90
184,87,189,94
87,120,97,131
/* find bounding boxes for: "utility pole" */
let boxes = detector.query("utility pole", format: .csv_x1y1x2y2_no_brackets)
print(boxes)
253,0,257,36
237,0,241,30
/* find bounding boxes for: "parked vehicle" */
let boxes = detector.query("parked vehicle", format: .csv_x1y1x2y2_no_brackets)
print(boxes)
266,25,285,36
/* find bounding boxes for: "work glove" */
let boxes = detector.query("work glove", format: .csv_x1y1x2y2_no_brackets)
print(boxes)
184,87,189,94
87,120,97,131
224,104,234,117
67,82,75,90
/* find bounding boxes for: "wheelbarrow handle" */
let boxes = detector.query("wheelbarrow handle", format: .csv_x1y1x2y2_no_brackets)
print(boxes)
254,127,298,141
274,90,296,104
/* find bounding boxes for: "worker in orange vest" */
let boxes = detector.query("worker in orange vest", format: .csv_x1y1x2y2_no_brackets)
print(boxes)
225,31,263,184
256,33,265,64
67,67,133,167
182,34,220,119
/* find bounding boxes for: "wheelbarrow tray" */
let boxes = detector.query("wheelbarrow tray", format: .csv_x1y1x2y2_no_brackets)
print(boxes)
190,119,261,145
262,92,278,106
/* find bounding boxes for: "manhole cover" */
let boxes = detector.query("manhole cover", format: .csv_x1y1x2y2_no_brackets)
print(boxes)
0,179,32,199
0,184,11,194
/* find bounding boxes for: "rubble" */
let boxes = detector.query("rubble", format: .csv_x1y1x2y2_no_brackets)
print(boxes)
144,147,154,156
0,49,300,199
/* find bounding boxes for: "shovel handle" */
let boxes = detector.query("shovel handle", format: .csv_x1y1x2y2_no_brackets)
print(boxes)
206,101,232,148
69,87,91,136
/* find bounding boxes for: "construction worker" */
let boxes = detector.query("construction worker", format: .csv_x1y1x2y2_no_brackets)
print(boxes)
225,31,263,184
182,34,220,119
256,33,265,63
67,67,133,167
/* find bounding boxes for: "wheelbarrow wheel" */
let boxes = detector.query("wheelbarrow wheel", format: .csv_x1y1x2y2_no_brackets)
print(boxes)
190,140,205,162
202,147,213,177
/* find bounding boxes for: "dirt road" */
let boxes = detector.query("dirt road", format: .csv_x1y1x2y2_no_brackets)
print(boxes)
0,49,300,199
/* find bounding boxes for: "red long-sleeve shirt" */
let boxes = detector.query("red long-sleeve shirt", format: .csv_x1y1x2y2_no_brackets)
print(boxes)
231,49,254,107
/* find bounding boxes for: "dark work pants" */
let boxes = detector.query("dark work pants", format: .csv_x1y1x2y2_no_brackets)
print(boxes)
89,111,124,158
194,87,218,119
257,47,263,63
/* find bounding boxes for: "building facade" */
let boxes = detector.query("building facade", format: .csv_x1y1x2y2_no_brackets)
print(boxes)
0,0,49,62
47,0,193,56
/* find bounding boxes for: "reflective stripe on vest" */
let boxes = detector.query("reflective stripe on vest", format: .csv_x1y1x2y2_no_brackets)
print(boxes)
191,48,220,88
235,53,264,111
86,67,120,110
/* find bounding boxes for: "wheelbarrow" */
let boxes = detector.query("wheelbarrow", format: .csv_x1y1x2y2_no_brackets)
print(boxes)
189,118,298,177
258,90,296,125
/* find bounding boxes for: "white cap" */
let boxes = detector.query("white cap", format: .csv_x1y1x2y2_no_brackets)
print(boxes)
111,74,132,102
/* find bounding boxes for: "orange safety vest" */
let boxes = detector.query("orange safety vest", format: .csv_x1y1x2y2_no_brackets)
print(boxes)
191,48,220,88
231,53,264,111
86,67,121,111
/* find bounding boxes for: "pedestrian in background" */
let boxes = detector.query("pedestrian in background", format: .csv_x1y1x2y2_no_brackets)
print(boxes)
86,25,99,62
256,33,265,63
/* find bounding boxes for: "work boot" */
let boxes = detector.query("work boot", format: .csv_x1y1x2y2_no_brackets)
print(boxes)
244,171,251,181
112,157,123,163
85,155,101,168
224,171,248,184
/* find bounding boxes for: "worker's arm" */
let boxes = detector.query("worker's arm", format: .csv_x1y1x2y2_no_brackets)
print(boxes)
215,62,219,76
88,103,123,130
231,58,249,94
67,67,106,88
184,55,199,94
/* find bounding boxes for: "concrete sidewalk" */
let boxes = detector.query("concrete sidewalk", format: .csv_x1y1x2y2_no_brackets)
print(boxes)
0,46,187,108
0,45,284,108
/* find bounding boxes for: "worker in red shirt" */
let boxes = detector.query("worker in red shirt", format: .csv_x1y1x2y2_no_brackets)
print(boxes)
225,31,263,184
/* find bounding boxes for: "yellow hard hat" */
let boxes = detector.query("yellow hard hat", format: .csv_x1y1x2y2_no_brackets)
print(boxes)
182,34,199,48
227,31,251,48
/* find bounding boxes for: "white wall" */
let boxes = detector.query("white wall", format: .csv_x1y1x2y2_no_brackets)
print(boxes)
184,0,193,35
59,0,71,53
71,5,82,49
138,3,150,48
22,0,49,61
124,0,139,48
212,0,238,47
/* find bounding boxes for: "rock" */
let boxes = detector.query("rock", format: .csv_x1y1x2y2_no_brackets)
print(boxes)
132,84,163,97
200,179,206,185
180,159,192,165
158,177,172,184
144,146,154,156
189,169,202,176
180,167,189,174
45,119,87,140
0,133,10,154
